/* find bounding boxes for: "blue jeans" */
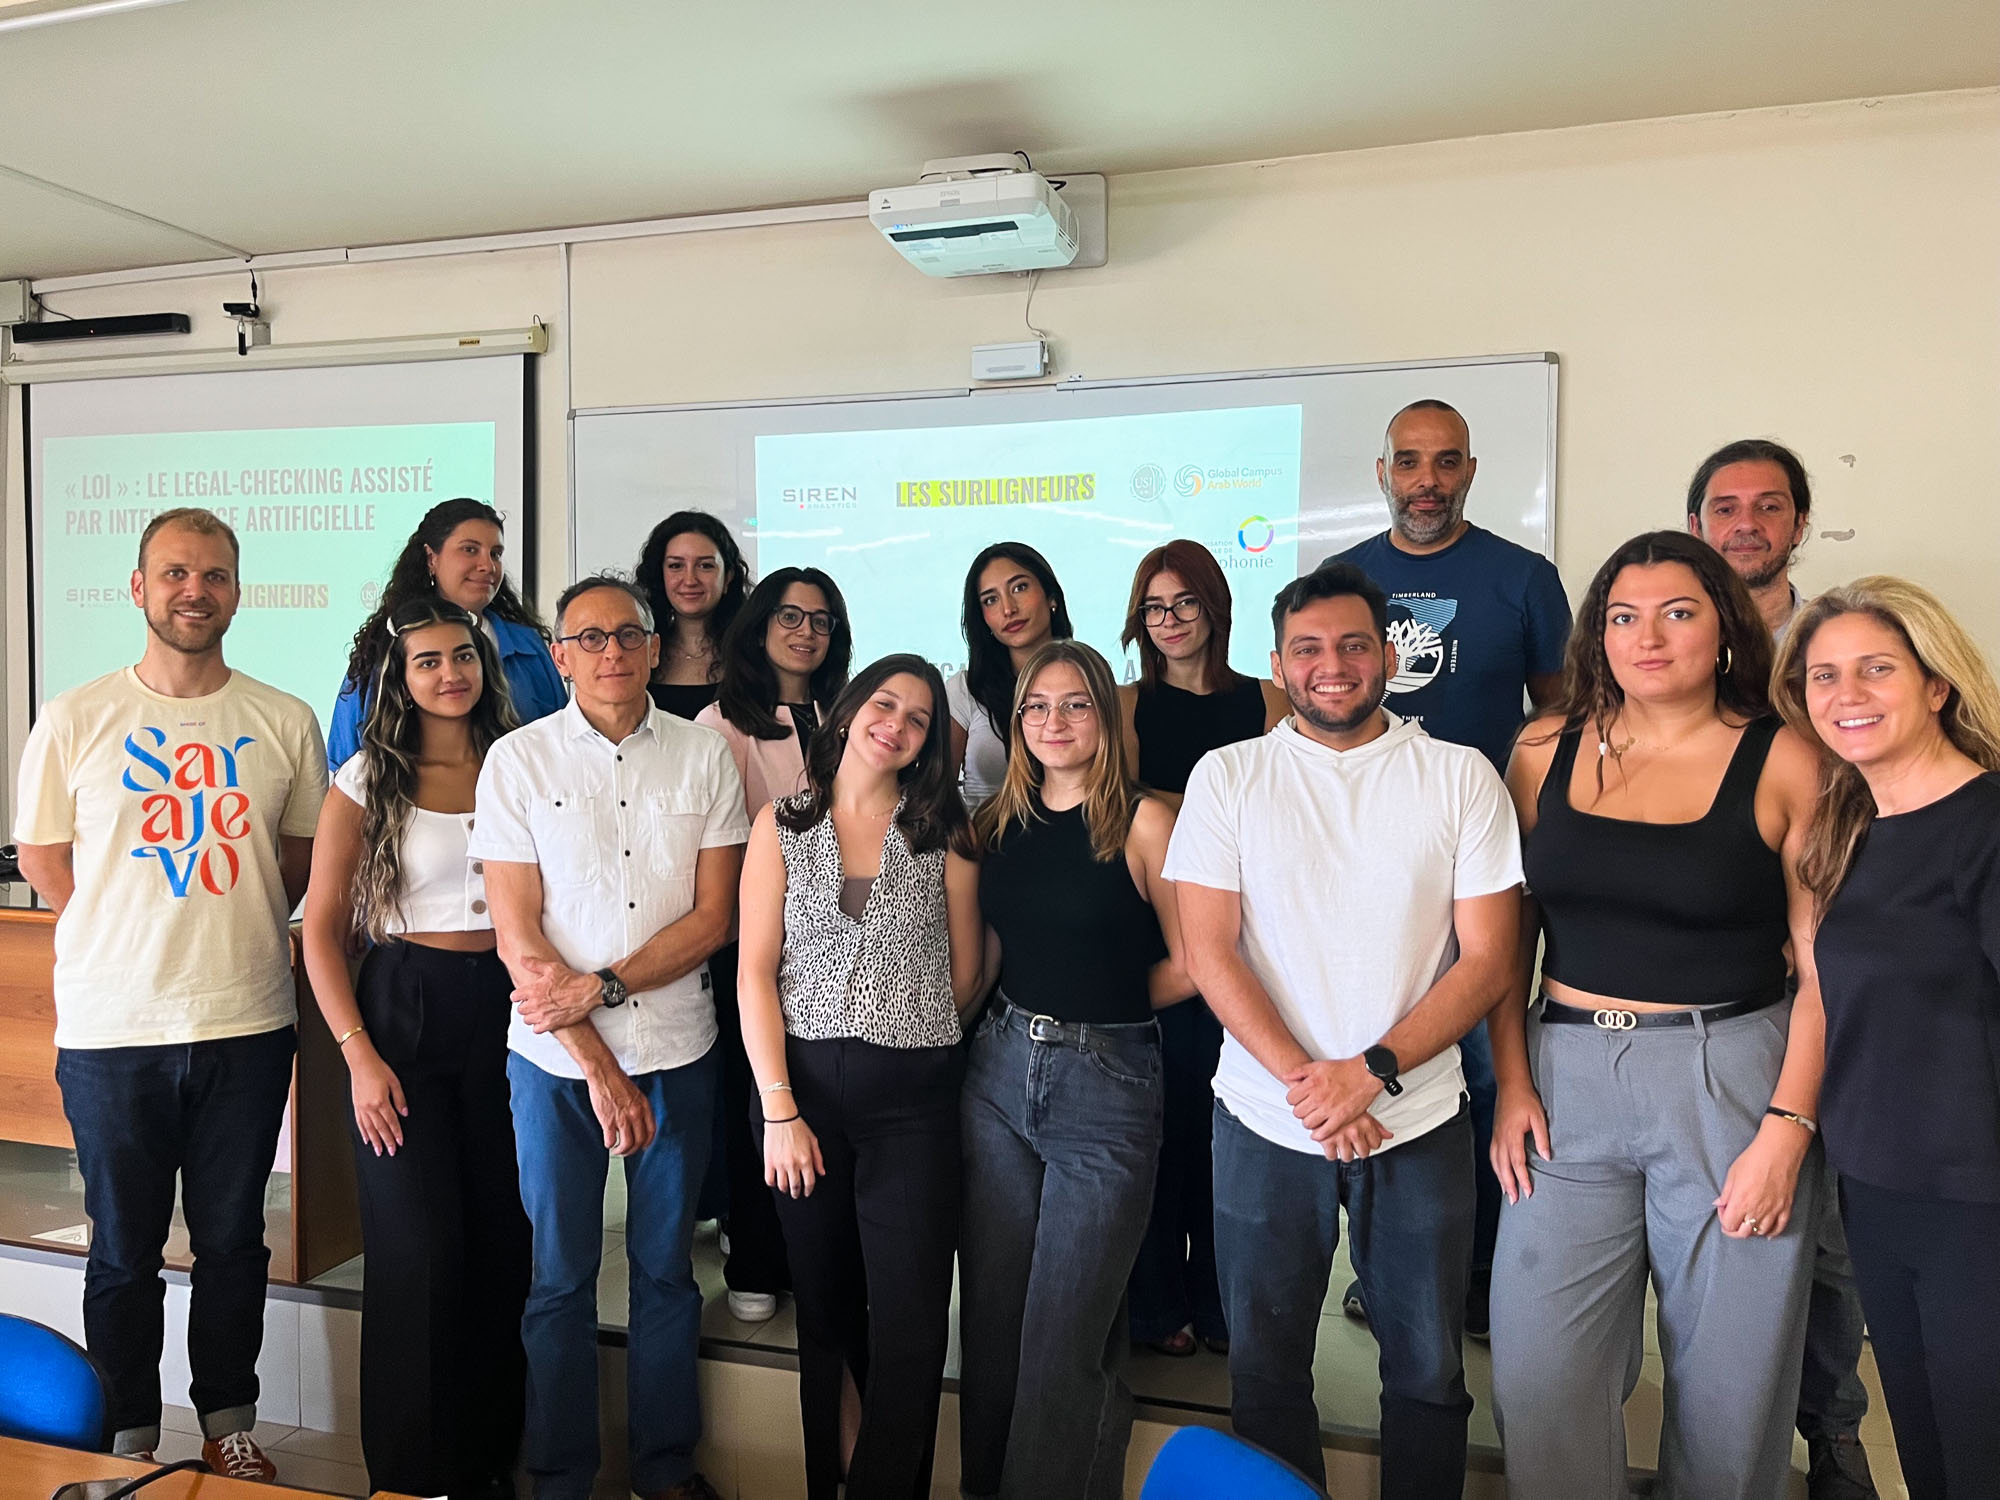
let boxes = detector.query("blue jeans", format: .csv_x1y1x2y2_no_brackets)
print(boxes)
1458,1018,1500,1278
1213,1097,1473,1500
508,1047,717,1499
56,1025,295,1453
958,1001,1164,1500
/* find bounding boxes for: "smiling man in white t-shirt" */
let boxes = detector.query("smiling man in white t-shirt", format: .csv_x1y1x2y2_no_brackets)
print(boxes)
13,509,326,1479
1165,562,1522,1497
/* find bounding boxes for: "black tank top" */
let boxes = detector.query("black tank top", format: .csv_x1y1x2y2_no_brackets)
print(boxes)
1523,717,1788,1007
1133,677,1267,795
648,680,718,720
978,798,1166,1024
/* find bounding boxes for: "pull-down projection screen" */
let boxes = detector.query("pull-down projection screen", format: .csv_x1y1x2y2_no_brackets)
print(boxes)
27,356,531,723
572,353,1556,682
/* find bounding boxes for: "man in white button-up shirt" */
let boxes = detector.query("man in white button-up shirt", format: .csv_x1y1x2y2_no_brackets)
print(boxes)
472,574,749,1500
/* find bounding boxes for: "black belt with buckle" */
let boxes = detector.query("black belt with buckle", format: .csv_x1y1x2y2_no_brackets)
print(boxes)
1538,990,1783,1030
995,997,1156,1056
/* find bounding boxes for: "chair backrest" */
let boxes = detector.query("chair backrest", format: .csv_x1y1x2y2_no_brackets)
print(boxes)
0,1313,109,1450
1139,1425,1324,1500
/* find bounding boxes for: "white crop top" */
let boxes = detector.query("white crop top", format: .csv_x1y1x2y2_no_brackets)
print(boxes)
332,756,491,934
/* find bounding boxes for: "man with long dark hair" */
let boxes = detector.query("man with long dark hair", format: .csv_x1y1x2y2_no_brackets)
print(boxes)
14,508,328,1479
471,574,748,1500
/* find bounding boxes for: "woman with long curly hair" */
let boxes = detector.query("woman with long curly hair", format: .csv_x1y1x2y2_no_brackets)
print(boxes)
327,497,561,769
301,597,530,1499
1773,578,2000,1499
635,509,751,719
1487,531,1826,1499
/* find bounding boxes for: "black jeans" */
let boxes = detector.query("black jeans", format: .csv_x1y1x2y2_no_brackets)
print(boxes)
1127,996,1226,1344
56,1024,296,1451
710,943,790,1295
762,1036,961,1500
1840,1175,2000,1500
1213,1097,1474,1500
350,942,531,1495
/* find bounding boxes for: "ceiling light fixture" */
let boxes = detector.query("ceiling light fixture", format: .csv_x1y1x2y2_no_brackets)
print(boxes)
0,0,189,36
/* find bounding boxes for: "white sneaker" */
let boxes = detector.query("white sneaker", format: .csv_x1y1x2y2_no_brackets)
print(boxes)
727,1289,779,1323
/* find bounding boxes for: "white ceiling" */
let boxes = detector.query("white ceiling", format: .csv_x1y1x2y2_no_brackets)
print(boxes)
3,0,1996,282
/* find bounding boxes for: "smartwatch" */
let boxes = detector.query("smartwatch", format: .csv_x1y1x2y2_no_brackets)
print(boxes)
595,967,629,1010
1362,1044,1403,1097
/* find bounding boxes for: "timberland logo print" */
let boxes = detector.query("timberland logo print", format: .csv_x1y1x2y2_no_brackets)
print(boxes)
1386,595,1458,695
124,728,256,896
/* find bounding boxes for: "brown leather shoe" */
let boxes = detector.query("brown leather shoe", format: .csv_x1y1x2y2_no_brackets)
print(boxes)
641,1475,722,1500
201,1430,278,1481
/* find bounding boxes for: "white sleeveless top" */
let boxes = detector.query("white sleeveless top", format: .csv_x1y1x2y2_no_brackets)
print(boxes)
774,794,960,1048
333,756,490,934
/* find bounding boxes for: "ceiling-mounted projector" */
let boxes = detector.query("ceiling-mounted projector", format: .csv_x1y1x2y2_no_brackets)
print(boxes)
870,154,1080,278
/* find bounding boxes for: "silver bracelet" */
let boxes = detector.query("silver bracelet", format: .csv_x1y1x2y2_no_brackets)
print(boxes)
758,1081,793,1096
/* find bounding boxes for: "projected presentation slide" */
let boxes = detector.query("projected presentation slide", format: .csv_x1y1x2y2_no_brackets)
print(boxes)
28,356,529,727
38,423,495,709
752,404,1303,678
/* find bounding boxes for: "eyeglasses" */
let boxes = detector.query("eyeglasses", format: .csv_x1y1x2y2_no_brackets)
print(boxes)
1019,698,1096,727
774,605,837,636
557,625,652,654
1141,598,1203,627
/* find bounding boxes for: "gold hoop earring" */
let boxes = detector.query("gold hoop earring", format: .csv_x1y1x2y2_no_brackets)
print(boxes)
1719,644,1734,675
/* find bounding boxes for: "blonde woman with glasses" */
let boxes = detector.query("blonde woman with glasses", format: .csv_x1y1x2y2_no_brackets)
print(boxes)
1774,577,2000,1499
957,640,1194,1500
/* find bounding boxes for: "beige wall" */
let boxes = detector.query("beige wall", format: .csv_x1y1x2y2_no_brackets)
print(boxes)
5,86,1996,810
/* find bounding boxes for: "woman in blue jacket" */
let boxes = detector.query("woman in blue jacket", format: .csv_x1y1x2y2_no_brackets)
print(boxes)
328,498,564,768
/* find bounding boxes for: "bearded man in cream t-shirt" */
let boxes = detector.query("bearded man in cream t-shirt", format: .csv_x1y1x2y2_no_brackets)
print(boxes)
1165,562,1522,1499
13,508,326,1480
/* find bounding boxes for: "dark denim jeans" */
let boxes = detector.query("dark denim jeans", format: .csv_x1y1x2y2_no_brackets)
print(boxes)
508,1047,716,1500
958,1000,1164,1500
56,1024,296,1452
1458,1018,1500,1278
1127,996,1226,1345
1213,1097,1474,1500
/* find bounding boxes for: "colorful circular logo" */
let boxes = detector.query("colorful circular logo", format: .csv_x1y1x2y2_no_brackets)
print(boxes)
1237,515,1274,553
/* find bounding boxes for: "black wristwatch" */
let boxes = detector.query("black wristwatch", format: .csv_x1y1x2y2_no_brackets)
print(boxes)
1362,1045,1403,1097
595,967,629,1010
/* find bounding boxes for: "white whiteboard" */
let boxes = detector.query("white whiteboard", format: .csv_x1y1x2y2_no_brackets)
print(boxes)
572,353,1556,678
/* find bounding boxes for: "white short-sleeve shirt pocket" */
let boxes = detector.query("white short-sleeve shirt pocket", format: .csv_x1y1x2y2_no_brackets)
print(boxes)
540,791,602,887
646,789,705,882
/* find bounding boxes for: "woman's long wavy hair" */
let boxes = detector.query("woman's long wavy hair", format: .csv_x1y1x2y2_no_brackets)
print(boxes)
634,510,750,677
977,641,1136,863
341,498,545,697
1533,531,1774,787
960,541,1074,739
714,568,854,741
351,599,519,942
776,654,974,858
1120,539,1244,693
1772,577,2000,917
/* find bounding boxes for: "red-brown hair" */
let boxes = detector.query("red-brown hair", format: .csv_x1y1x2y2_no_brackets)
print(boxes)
1120,540,1243,692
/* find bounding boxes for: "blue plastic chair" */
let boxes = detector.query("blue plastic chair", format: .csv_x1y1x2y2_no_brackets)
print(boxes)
1140,1425,1325,1499
0,1312,109,1450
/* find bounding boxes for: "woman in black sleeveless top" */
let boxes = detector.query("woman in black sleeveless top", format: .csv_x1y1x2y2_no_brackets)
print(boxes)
636,509,749,719
1114,541,1284,1358
958,640,1192,1500
1487,533,1827,1500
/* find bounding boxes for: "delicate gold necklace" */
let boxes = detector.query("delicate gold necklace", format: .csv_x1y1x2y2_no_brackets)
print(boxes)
1597,719,1713,762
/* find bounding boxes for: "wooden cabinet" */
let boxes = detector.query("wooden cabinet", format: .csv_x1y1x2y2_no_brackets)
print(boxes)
0,909,360,1284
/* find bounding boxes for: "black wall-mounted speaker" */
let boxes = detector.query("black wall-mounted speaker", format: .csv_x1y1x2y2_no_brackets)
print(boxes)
11,312,193,344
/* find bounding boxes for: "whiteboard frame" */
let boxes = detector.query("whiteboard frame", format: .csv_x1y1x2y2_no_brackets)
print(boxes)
568,350,1560,579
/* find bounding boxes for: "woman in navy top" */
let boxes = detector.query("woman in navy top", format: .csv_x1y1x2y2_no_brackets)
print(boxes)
1775,577,2000,1500
328,498,563,768
1114,540,1283,1360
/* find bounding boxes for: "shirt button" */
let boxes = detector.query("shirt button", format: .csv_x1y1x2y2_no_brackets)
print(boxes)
624,850,631,857
628,902,636,910
620,800,627,808
472,861,484,873
471,899,487,915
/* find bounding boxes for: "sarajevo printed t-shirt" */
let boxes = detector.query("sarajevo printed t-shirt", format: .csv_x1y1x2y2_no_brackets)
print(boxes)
13,667,328,1049
1329,525,1572,772
1163,712,1522,1155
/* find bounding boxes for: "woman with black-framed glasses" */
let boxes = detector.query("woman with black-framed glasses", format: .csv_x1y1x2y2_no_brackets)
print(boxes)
694,569,854,1328
1113,541,1286,1361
